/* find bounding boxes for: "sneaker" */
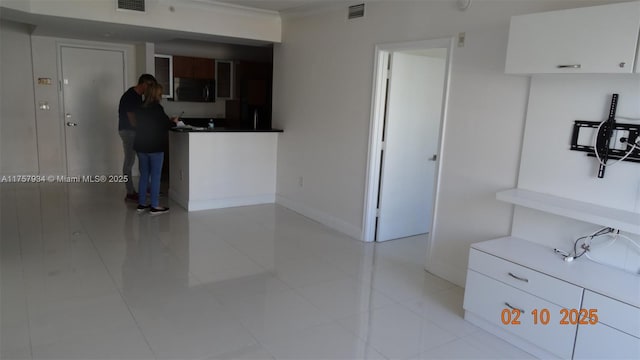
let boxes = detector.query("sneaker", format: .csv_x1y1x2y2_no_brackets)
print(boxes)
150,206,169,215
125,192,139,202
136,205,149,212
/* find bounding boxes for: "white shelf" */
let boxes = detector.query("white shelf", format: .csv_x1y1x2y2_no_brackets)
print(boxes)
497,188,640,235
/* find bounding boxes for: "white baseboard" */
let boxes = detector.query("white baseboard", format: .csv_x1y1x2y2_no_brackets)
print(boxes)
189,194,275,211
427,257,467,288
276,194,363,240
169,190,275,211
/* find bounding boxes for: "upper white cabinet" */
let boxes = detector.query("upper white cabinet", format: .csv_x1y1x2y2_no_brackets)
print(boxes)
505,1,640,74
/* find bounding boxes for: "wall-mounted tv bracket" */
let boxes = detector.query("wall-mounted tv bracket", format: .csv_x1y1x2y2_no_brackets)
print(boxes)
570,94,640,178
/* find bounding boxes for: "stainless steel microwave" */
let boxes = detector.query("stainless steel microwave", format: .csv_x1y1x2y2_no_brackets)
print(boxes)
173,78,215,102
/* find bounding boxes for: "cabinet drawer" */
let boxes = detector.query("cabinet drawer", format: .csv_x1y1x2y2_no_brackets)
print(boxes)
574,322,640,359
469,249,582,308
583,290,640,338
464,270,577,359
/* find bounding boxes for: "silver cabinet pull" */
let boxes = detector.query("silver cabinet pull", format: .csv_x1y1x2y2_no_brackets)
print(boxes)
66,122,78,127
508,272,529,282
557,64,581,69
505,302,524,314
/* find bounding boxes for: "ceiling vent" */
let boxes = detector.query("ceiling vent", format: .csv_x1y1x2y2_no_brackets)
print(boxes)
117,0,145,12
348,4,365,19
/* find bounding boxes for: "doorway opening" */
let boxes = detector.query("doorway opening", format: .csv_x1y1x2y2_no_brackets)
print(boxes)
363,38,453,261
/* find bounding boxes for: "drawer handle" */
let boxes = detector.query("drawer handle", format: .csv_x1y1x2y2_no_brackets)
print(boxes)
505,302,525,314
557,64,581,69
508,272,529,283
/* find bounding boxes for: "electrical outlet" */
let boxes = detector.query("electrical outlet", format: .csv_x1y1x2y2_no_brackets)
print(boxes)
298,176,303,187
457,32,466,47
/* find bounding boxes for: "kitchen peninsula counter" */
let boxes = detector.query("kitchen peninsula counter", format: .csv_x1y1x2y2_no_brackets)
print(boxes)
171,127,283,133
169,129,281,211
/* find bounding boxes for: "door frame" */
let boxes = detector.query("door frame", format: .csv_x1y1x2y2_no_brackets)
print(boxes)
56,40,131,175
362,37,454,247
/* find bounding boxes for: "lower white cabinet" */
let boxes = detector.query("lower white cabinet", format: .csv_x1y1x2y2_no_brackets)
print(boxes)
464,237,640,359
464,270,577,358
573,290,640,359
574,322,640,359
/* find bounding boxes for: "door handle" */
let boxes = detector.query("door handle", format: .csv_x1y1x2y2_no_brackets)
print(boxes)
66,122,78,127
429,154,437,161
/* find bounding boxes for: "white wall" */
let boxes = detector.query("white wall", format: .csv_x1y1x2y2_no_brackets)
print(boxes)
1,20,39,175
272,0,620,286
513,75,640,274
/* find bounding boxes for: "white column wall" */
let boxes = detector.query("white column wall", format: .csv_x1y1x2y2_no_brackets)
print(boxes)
1,20,38,175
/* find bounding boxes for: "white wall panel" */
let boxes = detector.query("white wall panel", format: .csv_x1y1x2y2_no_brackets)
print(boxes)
1,20,38,175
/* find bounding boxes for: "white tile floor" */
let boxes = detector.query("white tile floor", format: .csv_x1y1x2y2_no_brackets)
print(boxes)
1,183,536,360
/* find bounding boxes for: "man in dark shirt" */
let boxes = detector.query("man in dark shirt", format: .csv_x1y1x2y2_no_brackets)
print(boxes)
118,74,157,201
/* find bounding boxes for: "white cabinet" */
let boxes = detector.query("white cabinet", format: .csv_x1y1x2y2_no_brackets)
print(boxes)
505,1,640,74
464,237,640,359
464,269,578,358
573,290,640,360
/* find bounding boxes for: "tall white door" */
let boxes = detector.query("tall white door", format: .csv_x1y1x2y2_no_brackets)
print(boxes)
377,51,446,242
61,46,125,176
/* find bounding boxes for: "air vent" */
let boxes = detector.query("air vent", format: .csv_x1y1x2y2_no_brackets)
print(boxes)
348,4,365,19
117,0,145,12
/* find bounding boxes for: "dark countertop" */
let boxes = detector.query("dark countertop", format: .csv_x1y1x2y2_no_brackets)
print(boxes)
171,127,283,133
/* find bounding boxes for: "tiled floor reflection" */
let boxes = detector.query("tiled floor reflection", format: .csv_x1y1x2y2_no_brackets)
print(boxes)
1,183,535,359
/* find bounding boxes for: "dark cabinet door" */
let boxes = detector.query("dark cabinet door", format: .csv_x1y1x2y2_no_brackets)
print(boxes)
231,61,273,129
216,61,233,99
193,58,215,80
172,56,194,78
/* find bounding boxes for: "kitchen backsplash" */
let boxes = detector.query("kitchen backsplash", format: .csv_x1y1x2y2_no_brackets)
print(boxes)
162,98,225,119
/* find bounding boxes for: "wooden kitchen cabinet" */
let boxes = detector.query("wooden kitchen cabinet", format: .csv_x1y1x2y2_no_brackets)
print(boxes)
193,57,215,79
505,1,640,74
172,56,193,78
172,55,215,79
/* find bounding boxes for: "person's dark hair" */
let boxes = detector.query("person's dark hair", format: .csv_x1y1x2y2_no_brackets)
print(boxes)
138,74,157,86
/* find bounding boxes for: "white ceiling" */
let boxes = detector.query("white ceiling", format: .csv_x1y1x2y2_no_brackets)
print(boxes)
0,0,349,46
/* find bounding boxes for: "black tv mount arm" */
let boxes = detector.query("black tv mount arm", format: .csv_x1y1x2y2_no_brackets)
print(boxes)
595,93,618,178
570,94,640,179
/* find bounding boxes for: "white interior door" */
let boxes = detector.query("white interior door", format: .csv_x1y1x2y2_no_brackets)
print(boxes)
61,46,125,176
377,51,446,242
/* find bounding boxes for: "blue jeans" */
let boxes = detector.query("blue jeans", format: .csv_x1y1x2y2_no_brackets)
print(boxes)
137,152,164,208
